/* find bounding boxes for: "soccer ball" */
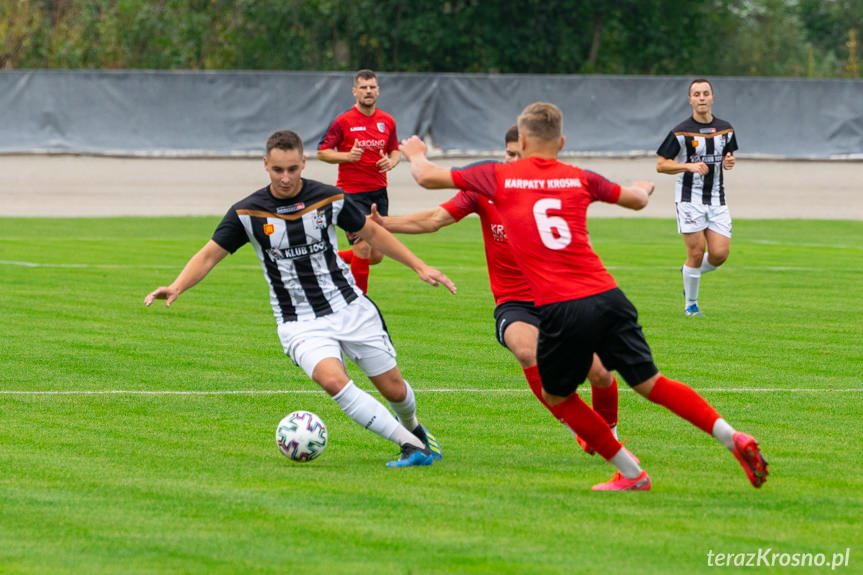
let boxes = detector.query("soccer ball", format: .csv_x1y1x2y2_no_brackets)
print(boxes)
276,410,328,462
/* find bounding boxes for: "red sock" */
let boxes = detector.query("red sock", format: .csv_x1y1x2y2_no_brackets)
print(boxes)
350,255,370,294
591,377,619,428
549,393,621,460
522,365,550,408
337,249,353,264
647,375,721,434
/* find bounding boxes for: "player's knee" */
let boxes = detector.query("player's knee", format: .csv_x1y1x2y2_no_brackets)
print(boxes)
709,251,729,266
353,243,371,259
511,345,537,368
687,246,706,260
541,388,566,407
588,368,613,388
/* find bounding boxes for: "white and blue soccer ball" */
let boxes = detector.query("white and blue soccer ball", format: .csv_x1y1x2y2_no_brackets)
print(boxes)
276,410,328,462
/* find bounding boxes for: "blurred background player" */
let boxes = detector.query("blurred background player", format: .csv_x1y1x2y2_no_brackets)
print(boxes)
146,130,451,467
399,102,767,491
317,69,400,294
656,78,738,317
371,125,620,453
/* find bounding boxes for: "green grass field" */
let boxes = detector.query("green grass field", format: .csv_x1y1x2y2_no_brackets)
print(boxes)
1,217,861,574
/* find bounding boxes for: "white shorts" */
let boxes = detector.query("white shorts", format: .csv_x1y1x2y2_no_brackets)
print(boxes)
676,202,732,237
277,296,397,379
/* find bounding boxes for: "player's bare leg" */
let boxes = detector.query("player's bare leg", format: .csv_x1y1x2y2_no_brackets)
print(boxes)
682,231,708,316
703,229,730,270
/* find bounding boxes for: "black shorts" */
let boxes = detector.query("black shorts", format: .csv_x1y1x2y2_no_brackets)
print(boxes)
493,300,540,348
346,188,388,245
537,287,658,397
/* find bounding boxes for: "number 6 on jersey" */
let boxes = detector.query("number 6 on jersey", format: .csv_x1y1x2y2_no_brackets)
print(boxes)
533,198,571,250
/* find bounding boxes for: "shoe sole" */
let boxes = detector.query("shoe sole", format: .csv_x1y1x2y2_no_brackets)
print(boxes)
734,436,769,488
592,476,652,491
386,452,434,468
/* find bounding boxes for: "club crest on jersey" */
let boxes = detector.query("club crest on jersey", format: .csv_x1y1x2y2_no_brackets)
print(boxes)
691,138,700,148
314,209,327,230
263,223,275,235
276,203,305,214
376,122,386,133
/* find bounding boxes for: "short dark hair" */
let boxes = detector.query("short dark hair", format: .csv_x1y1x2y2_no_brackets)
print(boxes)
354,69,377,85
505,124,519,144
689,78,713,94
266,130,304,156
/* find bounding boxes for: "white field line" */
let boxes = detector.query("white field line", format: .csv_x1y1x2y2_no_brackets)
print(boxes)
1,388,861,396
2,259,858,273
0,259,261,270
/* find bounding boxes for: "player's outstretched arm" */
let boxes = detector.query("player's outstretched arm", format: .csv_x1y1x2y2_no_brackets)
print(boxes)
355,219,456,294
399,135,456,189
369,203,456,234
616,181,655,211
144,240,229,307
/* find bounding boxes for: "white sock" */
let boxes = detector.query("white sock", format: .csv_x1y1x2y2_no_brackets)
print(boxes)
682,265,701,307
387,379,420,432
610,424,619,440
332,380,422,448
610,447,643,479
712,418,736,452
700,253,718,274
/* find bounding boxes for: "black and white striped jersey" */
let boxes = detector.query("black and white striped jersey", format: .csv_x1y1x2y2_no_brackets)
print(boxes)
212,179,365,323
657,116,739,206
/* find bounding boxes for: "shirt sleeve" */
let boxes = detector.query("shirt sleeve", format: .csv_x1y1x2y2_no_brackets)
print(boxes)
336,194,367,233
726,131,739,155
385,118,399,154
318,117,344,150
440,190,479,221
656,131,680,159
584,170,622,204
451,162,498,199
211,207,249,254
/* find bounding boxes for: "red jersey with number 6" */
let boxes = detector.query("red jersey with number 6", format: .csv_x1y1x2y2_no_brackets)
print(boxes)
451,157,621,306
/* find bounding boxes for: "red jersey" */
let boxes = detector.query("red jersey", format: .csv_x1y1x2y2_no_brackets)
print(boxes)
318,106,398,194
451,157,621,306
441,190,533,305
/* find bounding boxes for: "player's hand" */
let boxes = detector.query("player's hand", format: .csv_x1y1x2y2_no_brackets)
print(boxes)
144,286,180,307
376,149,393,172
368,203,385,227
399,135,427,161
722,153,735,170
415,264,457,294
633,180,655,196
346,140,363,162
688,162,709,176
